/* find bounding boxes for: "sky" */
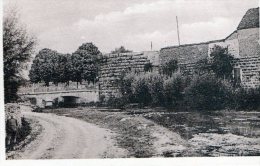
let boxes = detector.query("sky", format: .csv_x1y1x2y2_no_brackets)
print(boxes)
3,0,259,54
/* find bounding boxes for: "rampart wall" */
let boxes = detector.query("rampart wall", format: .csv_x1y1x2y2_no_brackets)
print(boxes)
179,56,260,88
233,56,260,88
160,25,260,89
99,52,152,98
160,42,209,65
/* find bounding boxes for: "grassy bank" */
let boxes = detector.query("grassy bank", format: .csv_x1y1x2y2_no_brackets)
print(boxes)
43,108,158,158
43,107,260,157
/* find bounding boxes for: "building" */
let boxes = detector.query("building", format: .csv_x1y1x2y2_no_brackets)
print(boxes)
160,7,260,88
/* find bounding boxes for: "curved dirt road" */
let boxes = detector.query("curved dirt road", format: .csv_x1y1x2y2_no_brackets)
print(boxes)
16,111,127,159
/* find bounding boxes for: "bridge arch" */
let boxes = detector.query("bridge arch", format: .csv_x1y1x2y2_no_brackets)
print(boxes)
20,89,99,108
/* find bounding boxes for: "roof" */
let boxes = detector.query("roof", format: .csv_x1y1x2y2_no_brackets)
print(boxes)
237,7,259,30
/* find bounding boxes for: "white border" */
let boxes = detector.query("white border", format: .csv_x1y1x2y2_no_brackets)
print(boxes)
0,0,260,165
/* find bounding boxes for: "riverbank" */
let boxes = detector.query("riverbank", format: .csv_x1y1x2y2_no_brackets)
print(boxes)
44,107,260,157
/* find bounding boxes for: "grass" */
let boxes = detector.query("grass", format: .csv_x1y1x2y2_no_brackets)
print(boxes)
43,107,260,157
43,108,156,158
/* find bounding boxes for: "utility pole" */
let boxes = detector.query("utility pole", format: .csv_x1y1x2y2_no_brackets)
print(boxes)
176,16,181,46
151,41,153,51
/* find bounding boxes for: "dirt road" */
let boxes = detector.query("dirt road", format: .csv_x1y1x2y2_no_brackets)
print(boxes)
13,111,127,159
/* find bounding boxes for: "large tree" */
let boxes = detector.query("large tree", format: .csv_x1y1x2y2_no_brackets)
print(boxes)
29,48,61,86
67,53,84,87
4,9,36,103
73,43,101,84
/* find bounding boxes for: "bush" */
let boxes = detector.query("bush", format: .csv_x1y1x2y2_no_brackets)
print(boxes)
106,95,127,109
164,73,191,108
184,74,233,111
146,73,164,106
233,87,260,110
144,62,153,72
119,72,135,103
160,59,178,77
132,75,152,106
119,72,165,107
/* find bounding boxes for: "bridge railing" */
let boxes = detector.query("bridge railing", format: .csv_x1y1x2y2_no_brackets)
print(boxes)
18,82,98,94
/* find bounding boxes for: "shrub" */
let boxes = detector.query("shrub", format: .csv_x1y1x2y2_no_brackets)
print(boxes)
146,73,164,106
106,95,126,109
232,87,260,110
119,72,135,103
132,75,152,106
164,73,191,108
184,74,233,111
144,62,153,72
119,72,164,107
160,59,178,77
210,45,234,80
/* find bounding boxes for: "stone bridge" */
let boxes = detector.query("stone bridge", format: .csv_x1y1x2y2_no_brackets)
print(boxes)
19,89,99,108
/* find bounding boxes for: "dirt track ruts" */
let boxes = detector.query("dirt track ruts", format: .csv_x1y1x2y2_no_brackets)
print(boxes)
16,111,127,159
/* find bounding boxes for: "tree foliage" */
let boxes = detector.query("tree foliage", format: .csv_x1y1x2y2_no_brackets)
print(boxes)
29,49,61,86
161,59,178,77
73,43,101,84
111,46,132,54
184,74,233,111
29,43,101,86
210,45,234,79
144,62,153,72
4,9,36,103
193,45,234,79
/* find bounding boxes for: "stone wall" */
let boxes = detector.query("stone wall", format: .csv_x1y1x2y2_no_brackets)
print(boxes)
160,42,211,65
238,28,260,57
233,56,260,88
178,56,260,89
99,52,152,98
208,32,239,58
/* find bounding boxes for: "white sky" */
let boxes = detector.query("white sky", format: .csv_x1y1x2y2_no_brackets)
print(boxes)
3,0,259,54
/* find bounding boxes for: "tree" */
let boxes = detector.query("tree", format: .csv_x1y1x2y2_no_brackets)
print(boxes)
29,49,60,86
73,43,101,84
144,62,153,72
51,53,70,85
210,45,234,80
67,53,84,87
193,45,234,80
111,46,132,54
161,59,178,77
4,9,36,103
59,54,71,84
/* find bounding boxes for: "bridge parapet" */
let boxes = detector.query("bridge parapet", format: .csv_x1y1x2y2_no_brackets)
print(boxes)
18,82,98,94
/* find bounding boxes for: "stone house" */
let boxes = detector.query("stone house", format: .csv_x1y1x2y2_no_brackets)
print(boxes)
160,7,260,88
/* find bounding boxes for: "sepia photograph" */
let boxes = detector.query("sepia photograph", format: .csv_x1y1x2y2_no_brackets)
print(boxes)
2,0,260,164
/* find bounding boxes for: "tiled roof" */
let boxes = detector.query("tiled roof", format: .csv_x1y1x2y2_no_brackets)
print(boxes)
237,7,259,30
